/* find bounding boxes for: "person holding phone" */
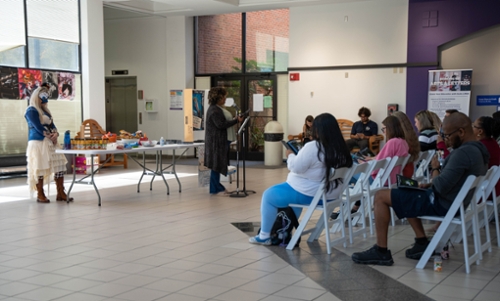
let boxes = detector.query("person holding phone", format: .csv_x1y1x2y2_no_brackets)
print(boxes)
249,113,353,245
346,107,378,151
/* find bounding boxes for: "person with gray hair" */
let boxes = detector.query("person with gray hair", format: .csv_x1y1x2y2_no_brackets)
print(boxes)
24,83,72,203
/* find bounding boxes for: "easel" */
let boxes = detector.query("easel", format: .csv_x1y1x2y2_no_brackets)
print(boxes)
230,116,256,198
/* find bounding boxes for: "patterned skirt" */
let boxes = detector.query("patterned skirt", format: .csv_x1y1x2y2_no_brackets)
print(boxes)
26,138,67,193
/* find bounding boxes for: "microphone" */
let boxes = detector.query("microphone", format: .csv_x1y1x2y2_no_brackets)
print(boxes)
232,103,241,114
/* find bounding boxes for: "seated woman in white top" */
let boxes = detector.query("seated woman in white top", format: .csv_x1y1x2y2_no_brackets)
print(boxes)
249,113,353,245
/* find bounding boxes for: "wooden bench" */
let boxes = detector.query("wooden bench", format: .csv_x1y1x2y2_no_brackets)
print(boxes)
76,119,128,169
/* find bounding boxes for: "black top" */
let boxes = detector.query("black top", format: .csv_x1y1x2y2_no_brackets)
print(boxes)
351,120,378,137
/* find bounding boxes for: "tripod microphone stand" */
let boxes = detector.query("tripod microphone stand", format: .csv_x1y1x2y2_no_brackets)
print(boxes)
230,116,255,198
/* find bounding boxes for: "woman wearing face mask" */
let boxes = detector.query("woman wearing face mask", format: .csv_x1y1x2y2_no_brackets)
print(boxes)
24,83,73,203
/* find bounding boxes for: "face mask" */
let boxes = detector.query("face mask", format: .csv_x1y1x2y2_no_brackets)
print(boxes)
40,91,49,104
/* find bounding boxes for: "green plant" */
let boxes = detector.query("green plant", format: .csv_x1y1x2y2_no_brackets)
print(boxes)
250,125,264,151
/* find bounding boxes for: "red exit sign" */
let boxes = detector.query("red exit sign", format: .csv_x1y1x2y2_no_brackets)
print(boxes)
289,73,300,81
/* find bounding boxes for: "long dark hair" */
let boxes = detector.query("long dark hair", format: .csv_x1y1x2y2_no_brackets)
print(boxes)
382,115,405,141
312,113,353,191
478,116,500,140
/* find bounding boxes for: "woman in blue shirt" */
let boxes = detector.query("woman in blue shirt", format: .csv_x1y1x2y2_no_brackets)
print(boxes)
25,84,72,203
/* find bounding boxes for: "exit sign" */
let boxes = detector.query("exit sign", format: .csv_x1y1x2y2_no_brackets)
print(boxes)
289,73,300,81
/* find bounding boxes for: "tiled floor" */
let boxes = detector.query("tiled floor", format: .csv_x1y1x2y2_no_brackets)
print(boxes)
0,158,499,301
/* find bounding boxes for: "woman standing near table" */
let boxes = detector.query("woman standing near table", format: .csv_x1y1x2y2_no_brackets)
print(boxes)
24,83,73,203
204,87,242,196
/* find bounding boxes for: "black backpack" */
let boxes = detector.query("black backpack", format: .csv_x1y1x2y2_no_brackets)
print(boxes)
259,207,300,247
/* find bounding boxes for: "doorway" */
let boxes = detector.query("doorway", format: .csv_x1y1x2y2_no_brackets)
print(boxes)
212,74,277,161
105,77,138,134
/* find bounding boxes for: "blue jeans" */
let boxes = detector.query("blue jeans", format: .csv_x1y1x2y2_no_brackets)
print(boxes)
210,170,226,194
260,182,314,233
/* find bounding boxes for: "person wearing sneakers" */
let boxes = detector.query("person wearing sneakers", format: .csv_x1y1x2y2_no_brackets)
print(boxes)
249,113,353,245
24,83,73,203
351,112,489,266
204,87,243,196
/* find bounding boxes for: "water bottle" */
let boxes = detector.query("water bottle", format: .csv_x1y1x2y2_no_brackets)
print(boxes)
160,137,165,146
64,130,71,150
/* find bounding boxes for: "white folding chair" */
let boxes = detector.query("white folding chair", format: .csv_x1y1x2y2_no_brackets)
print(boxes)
387,155,410,226
486,166,500,247
331,161,376,243
416,175,483,273
473,166,498,257
286,167,354,254
360,158,392,233
413,150,436,184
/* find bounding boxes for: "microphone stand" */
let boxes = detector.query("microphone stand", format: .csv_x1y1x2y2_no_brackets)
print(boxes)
230,116,255,197
230,116,255,198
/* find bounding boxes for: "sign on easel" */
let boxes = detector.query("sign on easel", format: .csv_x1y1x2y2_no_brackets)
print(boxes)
428,69,472,119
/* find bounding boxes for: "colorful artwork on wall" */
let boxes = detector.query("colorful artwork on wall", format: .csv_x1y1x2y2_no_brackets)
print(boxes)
42,71,59,99
57,72,75,100
18,68,42,100
0,67,20,99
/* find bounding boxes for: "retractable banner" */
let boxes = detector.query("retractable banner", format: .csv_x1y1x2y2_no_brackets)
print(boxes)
427,69,472,119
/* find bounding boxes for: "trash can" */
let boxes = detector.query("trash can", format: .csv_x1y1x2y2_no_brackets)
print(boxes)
264,121,284,166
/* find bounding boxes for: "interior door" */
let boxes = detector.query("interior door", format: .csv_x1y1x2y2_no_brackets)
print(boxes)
105,77,138,134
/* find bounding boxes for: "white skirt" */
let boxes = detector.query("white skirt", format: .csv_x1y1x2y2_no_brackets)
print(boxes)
26,138,67,193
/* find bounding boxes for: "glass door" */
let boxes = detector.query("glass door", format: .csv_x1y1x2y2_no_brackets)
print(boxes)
212,74,277,161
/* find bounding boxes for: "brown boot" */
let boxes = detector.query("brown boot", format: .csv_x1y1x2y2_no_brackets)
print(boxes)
36,179,50,203
55,177,73,202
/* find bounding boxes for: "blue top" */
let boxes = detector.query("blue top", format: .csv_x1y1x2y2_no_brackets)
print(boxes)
351,120,378,137
25,106,57,141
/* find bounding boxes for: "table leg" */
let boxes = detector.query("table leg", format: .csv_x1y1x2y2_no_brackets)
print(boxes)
67,154,76,203
90,155,101,206
159,150,170,195
137,152,146,193
172,149,181,192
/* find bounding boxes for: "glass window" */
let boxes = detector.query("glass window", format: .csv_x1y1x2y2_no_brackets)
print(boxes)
0,46,26,67
246,9,289,72
27,0,80,44
197,13,242,74
28,38,79,71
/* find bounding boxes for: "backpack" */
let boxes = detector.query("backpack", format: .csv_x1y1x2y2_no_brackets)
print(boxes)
259,207,300,247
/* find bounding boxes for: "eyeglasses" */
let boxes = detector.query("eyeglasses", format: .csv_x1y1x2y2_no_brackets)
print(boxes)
381,127,386,133
440,128,461,139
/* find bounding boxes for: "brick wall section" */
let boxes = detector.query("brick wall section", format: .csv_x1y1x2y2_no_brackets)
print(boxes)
197,9,289,74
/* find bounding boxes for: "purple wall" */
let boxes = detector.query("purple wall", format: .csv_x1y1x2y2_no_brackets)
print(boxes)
406,0,500,119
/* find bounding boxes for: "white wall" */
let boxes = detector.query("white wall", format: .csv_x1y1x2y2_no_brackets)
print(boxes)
104,16,194,142
288,0,408,135
441,25,500,120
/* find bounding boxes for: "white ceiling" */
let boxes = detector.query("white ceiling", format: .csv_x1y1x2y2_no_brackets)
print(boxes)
103,0,378,20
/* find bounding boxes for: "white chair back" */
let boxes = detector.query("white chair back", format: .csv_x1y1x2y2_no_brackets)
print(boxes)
416,175,483,273
413,150,436,183
286,166,355,254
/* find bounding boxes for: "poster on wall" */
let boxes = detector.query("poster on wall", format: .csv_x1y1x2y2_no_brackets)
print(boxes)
57,72,75,100
42,71,58,99
0,67,19,99
170,90,183,110
428,69,472,119
192,90,205,131
18,68,42,100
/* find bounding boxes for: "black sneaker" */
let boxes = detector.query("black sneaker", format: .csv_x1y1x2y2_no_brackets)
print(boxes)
352,245,394,266
405,238,430,260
